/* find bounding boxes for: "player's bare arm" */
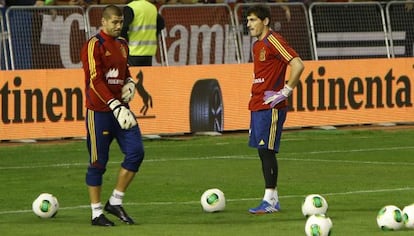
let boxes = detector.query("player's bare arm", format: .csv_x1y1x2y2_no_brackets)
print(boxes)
286,57,305,89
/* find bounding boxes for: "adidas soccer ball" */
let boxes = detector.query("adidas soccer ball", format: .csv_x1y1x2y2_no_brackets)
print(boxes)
305,214,333,236
402,204,414,229
32,193,59,218
376,205,404,230
200,188,225,212
302,194,328,217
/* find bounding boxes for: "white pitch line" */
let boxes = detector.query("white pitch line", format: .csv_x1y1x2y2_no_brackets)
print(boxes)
1,145,414,170
0,135,395,154
1,187,413,215
293,146,414,154
281,157,414,166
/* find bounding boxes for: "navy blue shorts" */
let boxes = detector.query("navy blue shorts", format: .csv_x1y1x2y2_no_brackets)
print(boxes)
85,109,144,186
248,108,287,152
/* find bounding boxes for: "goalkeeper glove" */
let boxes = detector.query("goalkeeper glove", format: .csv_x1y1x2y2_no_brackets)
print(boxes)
263,84,293,108
121,77,136,103
108,99,137,129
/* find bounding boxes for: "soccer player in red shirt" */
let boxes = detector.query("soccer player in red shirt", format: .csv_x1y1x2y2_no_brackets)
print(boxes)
246,4,304,214
81,5,144,226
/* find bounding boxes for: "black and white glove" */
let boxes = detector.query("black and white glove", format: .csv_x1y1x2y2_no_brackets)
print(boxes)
108,99,137,129
121,77,136,103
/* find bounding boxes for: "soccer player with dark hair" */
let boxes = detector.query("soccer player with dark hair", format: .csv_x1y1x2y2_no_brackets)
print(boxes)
246,4,304,214
81,4,145,226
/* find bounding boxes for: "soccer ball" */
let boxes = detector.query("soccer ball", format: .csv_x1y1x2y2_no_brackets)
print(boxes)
32,193,59,218
200,188,225,212
402,204,414,229
305,214,333,236
376,205,404,230
302,194,328,217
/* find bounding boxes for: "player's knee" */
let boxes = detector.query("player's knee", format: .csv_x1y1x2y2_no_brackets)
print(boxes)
122,148,144,172
85,166,106,186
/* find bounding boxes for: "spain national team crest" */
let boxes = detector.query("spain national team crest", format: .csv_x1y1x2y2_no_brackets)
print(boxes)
259,47,266,61
120,46,127,58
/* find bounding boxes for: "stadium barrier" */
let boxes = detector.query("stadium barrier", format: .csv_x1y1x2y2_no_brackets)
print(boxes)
309,2,389,60
0,58,412,140
0,1,413,69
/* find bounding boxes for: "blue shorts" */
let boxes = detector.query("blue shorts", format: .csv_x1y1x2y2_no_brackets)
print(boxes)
248,108,287,152
85,109,144,186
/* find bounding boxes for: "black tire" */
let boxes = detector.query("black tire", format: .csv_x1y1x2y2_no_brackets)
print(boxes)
189,79,224,133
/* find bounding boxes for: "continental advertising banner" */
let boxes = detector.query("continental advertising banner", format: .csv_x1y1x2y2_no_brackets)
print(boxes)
0,58,413,140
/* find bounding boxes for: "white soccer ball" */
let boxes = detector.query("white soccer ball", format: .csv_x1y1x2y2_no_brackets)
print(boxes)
200,188,226,212
32,193,59,218
302,194,328,217
305,214,333,236
402,204,414,229
376,205,404,231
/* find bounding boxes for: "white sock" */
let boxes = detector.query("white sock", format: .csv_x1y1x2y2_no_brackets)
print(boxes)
109,189,124,206
91,202,103,219
273,188,279,203
263,188,278,206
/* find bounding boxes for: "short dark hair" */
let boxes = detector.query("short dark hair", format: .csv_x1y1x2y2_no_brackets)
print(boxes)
246,4,271,24
102,5,123,20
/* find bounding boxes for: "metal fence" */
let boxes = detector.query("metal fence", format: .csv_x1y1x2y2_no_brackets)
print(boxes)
234,2,313,62
0,12,8,70
159,4,239,66
309,2,389,60
0,1,412,70
5,6,87,70
386,0,414,57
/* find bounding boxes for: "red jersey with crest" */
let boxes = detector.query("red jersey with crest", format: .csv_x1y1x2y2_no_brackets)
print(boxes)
248,30,299,111
81,30,132,112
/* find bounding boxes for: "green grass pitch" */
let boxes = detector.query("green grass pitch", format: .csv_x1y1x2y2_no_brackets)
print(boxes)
0,127,414,235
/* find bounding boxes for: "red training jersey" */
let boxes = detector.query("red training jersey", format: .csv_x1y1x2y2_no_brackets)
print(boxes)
81,30,132,112
248,30,299,111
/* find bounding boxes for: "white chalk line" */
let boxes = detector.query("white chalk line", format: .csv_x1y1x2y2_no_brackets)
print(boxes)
1,186,413,215
1,146,413,215
1,145,413,170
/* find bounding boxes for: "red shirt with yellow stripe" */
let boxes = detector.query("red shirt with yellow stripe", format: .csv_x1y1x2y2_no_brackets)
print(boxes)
81,30,132,112
249,30,299,112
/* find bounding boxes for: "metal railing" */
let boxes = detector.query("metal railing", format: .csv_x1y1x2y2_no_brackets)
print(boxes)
0,1,412,70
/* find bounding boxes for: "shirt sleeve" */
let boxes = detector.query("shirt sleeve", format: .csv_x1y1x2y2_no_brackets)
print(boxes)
121,6,134,41
84,38,115,105
156,13,165,36
267,32,298,63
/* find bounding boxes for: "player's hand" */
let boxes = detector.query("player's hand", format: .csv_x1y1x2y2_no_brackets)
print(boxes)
263,85,293,108
108,99,137,129
121,77,136,103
